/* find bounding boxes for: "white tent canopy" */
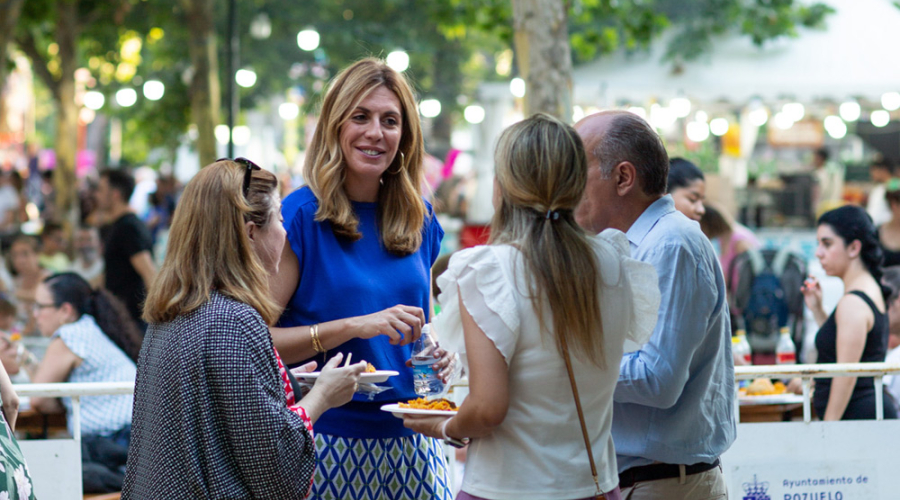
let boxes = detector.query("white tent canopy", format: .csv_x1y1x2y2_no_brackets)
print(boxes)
572,0,900,106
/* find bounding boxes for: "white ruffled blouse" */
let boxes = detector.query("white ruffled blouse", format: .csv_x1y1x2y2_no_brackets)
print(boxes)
434,229,660,499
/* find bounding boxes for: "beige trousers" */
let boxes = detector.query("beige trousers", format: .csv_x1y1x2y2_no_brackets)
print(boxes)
620,465,727,500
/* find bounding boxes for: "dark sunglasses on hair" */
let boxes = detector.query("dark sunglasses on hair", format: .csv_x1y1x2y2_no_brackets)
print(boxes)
217,157,262,197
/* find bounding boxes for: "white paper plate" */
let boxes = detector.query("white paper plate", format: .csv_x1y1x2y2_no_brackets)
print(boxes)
291,370,399,384
380,403,458,418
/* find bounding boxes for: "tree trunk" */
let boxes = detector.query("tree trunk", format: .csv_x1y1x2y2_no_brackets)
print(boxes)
0,0,25,133
181,0,220,168
511,0,572,122
53,0,79,219
430,40,464,159
0,0,24,57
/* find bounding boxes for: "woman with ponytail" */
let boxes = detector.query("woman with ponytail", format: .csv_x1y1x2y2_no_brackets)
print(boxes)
402,114,661,500
29,272,141,492
802,205,898,420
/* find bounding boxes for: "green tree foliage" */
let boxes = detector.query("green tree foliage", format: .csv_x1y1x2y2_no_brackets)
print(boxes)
0,0,25,86
438,0,832,71
431,0,832,118
9,0,835,168
659,0,834,65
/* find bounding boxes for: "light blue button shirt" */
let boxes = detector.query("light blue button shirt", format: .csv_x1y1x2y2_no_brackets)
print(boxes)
612,195,736,472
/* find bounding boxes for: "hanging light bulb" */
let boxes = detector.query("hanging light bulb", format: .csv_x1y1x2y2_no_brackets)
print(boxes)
669,97,691,118
748,108,768,127
782,102,805,122
824,115,847,139
882,92,900,111
839,101,861,122
709,118,729,136
871,110,890,128
685,121,710,142
464,105,485,124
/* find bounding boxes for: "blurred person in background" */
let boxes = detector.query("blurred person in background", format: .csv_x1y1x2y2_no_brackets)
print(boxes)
23,142,42,211
80,178,102,227
666,158,706,222
0,248,12,295
0,298,15,333
0,297,35,382
6,235,49,335
38,170,58,222
145,174,178,246
94,169,155,329
812,147,845,216
71,226,104,288
124,159,365,499
700,202,760,287
0,171,21,248
880,266,900,411
802,205,897,420
433,174,470,220
269,58,453,500
867,158,895,227
0,331,25,384
876,179,900,268
38,221,71,273
29,272,142,493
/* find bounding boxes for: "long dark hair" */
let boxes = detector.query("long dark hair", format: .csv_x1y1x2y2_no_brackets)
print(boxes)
817,205,890,299
667,157,705,193
44,272,143,362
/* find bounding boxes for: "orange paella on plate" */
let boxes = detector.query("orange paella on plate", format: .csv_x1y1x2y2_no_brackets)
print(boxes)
398,398,458,411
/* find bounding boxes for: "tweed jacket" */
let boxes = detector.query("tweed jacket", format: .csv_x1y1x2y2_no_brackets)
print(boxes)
123,291,316,499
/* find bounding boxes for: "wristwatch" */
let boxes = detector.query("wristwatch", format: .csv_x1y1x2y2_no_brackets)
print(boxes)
440,418,469,448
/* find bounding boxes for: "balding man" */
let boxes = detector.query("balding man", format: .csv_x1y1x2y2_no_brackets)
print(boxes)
575,111,735,499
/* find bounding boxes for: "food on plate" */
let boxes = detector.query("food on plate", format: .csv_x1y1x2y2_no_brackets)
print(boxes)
398,397,457,411
366,362,377,373
743,378,786,396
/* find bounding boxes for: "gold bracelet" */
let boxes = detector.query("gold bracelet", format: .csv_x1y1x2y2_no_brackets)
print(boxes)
310,324,325,353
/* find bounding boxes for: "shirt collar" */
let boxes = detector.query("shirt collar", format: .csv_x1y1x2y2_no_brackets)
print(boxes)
626,195,675,248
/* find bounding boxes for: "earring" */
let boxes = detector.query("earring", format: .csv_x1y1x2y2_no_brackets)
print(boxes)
386,151,404,175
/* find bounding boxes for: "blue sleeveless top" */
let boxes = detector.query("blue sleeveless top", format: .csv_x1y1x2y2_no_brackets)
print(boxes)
277,186,443,438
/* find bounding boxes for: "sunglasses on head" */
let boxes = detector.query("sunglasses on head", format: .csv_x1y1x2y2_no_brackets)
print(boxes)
217,157,262,198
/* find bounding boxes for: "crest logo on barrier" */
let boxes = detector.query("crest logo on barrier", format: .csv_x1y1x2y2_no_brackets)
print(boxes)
743,474,771,500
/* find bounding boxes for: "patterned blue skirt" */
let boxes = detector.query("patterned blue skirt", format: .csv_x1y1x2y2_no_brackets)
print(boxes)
311,432,453,500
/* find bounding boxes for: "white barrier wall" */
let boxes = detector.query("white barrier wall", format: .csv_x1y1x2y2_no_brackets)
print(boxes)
728,363,900,499
14,382,133,500
724,421,900,499
19,440,81,500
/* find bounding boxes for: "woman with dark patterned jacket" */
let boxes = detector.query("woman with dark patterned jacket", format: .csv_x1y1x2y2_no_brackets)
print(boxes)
123,159,366,499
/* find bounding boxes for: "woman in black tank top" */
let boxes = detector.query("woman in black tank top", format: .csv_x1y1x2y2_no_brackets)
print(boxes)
802,205,897,420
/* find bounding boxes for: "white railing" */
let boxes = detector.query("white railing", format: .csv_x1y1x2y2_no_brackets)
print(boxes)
735,362,900,422
13,381,135,500
14,381,135,442
15,370,900,499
